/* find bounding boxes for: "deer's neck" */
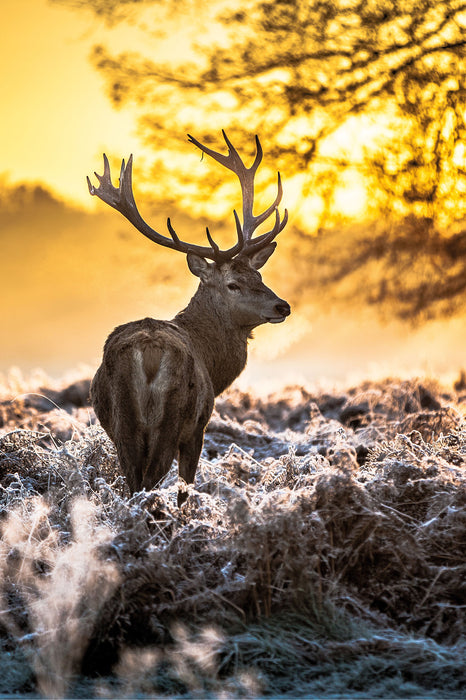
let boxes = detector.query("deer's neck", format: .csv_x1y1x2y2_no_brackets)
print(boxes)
174,288,249,396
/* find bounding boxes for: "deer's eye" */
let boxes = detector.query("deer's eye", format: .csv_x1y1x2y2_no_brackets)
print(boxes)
227,282,240,292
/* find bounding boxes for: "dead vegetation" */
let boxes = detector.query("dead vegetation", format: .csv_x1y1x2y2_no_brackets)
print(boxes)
0,373,465,697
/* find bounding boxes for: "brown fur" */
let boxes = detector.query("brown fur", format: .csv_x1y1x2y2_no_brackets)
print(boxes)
91,252,290,505
142,343,163,384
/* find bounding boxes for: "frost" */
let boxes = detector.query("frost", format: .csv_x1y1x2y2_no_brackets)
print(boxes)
0,375,465,697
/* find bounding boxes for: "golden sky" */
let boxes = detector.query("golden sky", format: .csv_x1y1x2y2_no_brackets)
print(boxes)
1,0,143,206
2,0,466,387
0,0,367,215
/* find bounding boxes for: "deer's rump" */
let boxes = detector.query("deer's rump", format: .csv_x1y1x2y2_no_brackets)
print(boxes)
91,317,213,448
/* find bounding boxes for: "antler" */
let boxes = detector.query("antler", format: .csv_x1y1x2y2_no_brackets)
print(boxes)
87,132,287,263
87,153,240,262
188,130,288,257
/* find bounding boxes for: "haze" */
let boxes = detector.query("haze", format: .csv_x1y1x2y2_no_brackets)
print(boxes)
1,0,465,390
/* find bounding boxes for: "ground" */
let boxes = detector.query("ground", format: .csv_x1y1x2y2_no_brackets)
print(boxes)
0,372,465,698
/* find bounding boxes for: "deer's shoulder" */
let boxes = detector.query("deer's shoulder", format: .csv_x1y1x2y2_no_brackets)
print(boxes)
103,317,185,349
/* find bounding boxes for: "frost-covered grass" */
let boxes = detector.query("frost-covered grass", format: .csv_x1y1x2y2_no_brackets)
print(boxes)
0,373,465,698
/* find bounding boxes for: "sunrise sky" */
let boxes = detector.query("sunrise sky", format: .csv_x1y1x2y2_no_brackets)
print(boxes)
2,0,466,388
1,0,143,206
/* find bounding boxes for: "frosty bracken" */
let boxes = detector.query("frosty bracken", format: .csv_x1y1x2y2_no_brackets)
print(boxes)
87,131,290,505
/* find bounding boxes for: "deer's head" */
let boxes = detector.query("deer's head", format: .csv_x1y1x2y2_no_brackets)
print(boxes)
187,247,290,329
87,131,290,328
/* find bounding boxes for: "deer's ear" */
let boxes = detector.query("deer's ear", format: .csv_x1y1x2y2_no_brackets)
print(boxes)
248,242,277,270
187,252,212,281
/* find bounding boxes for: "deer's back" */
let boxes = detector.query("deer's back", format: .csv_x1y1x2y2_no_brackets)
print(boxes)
91,317,214,442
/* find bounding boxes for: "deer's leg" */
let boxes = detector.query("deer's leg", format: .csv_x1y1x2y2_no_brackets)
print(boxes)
115,430,145,494
141,424,180,492
177,427,205,507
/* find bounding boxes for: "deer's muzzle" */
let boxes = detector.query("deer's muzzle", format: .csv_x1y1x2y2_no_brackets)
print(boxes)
266,300,291,323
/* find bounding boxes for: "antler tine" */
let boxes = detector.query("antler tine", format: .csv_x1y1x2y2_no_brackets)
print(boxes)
187,133,232,170
220,130,263,176
167,217,181,244
87,153,114,200
205,226,220,258
86,175,95,196
247,171,283,231
233,210,245,250
189,132,287,250
251,134,263,173
204,213,244,261
87,153,226,261
244,207,289,255
188,131,263,177
88,134,288,265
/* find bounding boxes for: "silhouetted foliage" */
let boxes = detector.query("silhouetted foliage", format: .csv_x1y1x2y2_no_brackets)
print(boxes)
293,215,466,321
51,0,160,24
56,0,466,321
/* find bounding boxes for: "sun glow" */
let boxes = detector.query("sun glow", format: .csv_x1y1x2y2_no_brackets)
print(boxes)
332,173,368,219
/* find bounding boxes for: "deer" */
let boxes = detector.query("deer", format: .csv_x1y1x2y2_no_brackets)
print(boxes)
87,131,290,506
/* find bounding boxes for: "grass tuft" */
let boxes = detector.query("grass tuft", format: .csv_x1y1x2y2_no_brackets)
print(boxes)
0,374,465,696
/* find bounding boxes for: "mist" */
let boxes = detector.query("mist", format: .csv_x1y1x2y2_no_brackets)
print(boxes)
1,179,465,387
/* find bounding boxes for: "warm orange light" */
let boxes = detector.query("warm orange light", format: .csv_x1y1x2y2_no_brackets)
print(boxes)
1,0,144,207
332,175,368,219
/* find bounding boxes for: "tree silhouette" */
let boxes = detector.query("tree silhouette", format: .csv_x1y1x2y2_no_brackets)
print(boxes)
293,214,466,322
59,0,466,320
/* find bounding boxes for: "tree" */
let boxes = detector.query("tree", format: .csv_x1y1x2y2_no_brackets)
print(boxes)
59,0,466,320
301,215,466,322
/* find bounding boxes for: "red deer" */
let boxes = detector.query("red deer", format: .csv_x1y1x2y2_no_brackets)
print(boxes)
87,131,290,505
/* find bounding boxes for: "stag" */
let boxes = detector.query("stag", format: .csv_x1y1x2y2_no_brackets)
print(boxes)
87,131,290,505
